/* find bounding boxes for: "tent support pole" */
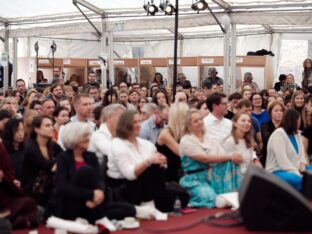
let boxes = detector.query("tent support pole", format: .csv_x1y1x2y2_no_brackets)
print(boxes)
223,25,230,95
100,17,107,88
230,24,237,93
3,23,9,91
109,31,114,86
13,37,18,89
173,0,179,100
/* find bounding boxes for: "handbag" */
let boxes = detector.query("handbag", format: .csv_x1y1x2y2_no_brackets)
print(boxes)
155,181,190,212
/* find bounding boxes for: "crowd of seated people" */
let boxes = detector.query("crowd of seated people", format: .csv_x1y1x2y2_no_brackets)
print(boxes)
1,61,312,230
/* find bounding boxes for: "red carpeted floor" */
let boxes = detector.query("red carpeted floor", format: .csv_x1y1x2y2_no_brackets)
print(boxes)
12,208,310,234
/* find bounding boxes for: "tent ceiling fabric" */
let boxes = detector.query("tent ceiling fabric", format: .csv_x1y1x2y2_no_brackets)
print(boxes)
1,0,312,41
1,0,311,19
4,11,312,39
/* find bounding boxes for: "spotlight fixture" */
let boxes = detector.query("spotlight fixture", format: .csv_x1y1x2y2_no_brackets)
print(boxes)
143,0,158,15
34,41,39,54
51,40,57,53
191,0,208,12
159,0,175,15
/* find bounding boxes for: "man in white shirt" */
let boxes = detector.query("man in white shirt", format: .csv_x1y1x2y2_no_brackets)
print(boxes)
89,104,126,163
58,94,95,149
204,92,232,142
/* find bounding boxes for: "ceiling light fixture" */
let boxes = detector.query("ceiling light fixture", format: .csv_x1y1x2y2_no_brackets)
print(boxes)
159,0,175,15
143,0,159,15
191,0,208,12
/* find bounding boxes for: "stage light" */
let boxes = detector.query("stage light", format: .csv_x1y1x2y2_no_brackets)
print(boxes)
159,0,175,15
143,0,159,15
34,41,39,54
51,40,57,53
191,0,208,12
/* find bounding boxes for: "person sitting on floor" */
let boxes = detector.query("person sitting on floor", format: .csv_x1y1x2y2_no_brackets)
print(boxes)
0,141,38,230
266,109,311,190
156,102,189,182
22,116,63,207
2,118,25,182
47,122,155,223
107,110,169,212
222,112,262,175
179,109,243,208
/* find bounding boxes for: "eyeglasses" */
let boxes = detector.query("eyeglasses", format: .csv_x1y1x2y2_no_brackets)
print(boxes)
119,86,127,88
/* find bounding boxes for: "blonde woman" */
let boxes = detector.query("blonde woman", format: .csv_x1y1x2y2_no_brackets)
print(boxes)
156,102,189,182
179,109,242,208
281,74,299,92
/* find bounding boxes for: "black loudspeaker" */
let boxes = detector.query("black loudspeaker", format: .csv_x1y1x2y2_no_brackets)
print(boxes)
239,166,312,231
302,170,312,199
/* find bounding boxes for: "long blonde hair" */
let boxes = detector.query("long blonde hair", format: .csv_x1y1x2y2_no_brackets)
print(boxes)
167,102,189,141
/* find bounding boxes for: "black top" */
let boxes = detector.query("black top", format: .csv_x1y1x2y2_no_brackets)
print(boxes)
47,150,104,218
224,110,235,120
177,80,192,89
156,142,181,182
8,148,24,182
302,125,312,155
295,107,306,131
274,82,282,91
261,121,277,166
22,139,63,196
54,150,104,201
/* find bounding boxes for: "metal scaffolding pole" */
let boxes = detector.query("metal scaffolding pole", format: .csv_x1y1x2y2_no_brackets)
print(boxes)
223,25,230,95
109,31,114,86
13,37,18,89
3,23,9,91
172,0,179,99
100,17,107,88
230,24,237,93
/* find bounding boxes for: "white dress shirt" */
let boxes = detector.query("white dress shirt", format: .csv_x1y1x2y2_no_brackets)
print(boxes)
88,123,112,164
108,137,157,181
203,113,232,143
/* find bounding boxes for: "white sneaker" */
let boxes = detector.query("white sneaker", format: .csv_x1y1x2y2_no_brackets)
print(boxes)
119,217,140,229
95,217,117,232
152,208,168,221
135,205,155,220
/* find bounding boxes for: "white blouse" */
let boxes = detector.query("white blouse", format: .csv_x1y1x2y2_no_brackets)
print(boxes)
222,136,256,174
107,137,157,180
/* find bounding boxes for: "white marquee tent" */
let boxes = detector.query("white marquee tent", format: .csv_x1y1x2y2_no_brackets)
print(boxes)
1,0,312,90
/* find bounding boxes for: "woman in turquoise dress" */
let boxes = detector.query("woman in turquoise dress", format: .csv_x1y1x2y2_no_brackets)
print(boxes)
179,109,242,208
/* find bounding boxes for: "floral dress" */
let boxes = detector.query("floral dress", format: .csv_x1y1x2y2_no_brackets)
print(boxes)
179,134,241,208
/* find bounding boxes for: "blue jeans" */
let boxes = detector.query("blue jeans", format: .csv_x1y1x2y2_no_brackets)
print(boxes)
273,166,312,191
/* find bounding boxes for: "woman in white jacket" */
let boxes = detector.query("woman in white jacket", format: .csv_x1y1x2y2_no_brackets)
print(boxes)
265,109,310,190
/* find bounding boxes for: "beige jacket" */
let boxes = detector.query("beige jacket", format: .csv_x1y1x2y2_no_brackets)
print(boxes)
265,128,307,175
